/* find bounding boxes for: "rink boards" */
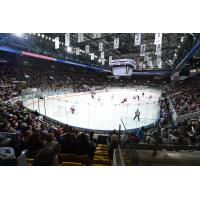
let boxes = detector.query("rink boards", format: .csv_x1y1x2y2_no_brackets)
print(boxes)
23,88,162,132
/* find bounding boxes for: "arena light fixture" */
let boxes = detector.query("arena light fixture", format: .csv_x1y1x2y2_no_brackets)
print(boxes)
38,33,40,37
14,33,24,38
42,34,45,38
49,37,51,40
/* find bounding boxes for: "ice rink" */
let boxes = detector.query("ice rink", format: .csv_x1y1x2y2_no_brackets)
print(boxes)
24,88,161,131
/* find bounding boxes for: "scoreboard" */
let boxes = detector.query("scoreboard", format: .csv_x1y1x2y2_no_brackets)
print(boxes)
110,58,136,76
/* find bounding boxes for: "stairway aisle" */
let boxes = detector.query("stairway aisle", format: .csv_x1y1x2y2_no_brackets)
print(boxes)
92,144,111,166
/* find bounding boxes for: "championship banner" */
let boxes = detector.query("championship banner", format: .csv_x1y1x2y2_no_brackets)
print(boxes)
100,51,104,59
154,33,162,45
76,47,80,55
99,42,103,51
85,45,90,54
143,63,146,69
90,53,94,60
78,33,84,43
157,57,162,67
139,61,143,68
102,59,105,65
65,33,70,46
134,33,141,46
144,55,148,62
140,44,146,56
156,50,162,57
156,43,162,52
114,37,119,49
55,37,59,49
109,56,112,65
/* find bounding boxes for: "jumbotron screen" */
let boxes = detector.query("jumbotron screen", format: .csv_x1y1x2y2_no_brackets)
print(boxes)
112,65,133,76
110,58,136,76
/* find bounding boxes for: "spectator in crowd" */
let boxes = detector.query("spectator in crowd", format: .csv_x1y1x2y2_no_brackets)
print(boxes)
26,133,43,158
44,132,60,154
33,148,58,166
76,133,96,160
61,133,77,154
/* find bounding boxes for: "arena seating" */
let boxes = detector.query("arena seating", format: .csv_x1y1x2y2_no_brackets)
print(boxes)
0,61,200,165
58,153,90,166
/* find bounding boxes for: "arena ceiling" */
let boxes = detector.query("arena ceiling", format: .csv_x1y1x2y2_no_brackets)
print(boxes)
1,33,200,71
46,33,186,68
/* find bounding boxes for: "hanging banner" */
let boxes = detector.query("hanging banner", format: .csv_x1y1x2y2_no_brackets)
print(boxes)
76,47,80,55
140,44,146,56
65,33,70,46
157,57,162,67
100,51,104,59
114,37,119,49
85,45,90,54
139,62,143,70
154,33,162,45
99,42,103,51
78,33,84,43
143,63,146,69
102,59,105,65
90,53,94,60
144,55,148,62
156,50,162,57
134,33,141,46
55,37,59,49
109,56,112,65
156,43,162,52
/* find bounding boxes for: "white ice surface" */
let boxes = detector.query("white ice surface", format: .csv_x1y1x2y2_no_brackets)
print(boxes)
25,88,161,131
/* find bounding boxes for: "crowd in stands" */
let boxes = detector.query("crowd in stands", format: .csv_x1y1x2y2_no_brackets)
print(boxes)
0,60,200,165
166,77,200,115
124,94,200,146
0,97,99,165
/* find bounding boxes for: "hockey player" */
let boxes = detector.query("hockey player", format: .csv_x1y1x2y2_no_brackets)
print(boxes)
70,105,76,114
137,95,140,101
133,109,140,121
120,98,127,104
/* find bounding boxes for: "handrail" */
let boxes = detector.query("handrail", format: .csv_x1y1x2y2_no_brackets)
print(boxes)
112,149,117,166
120,119,127,131
118,145,125,166
129,143,200,151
